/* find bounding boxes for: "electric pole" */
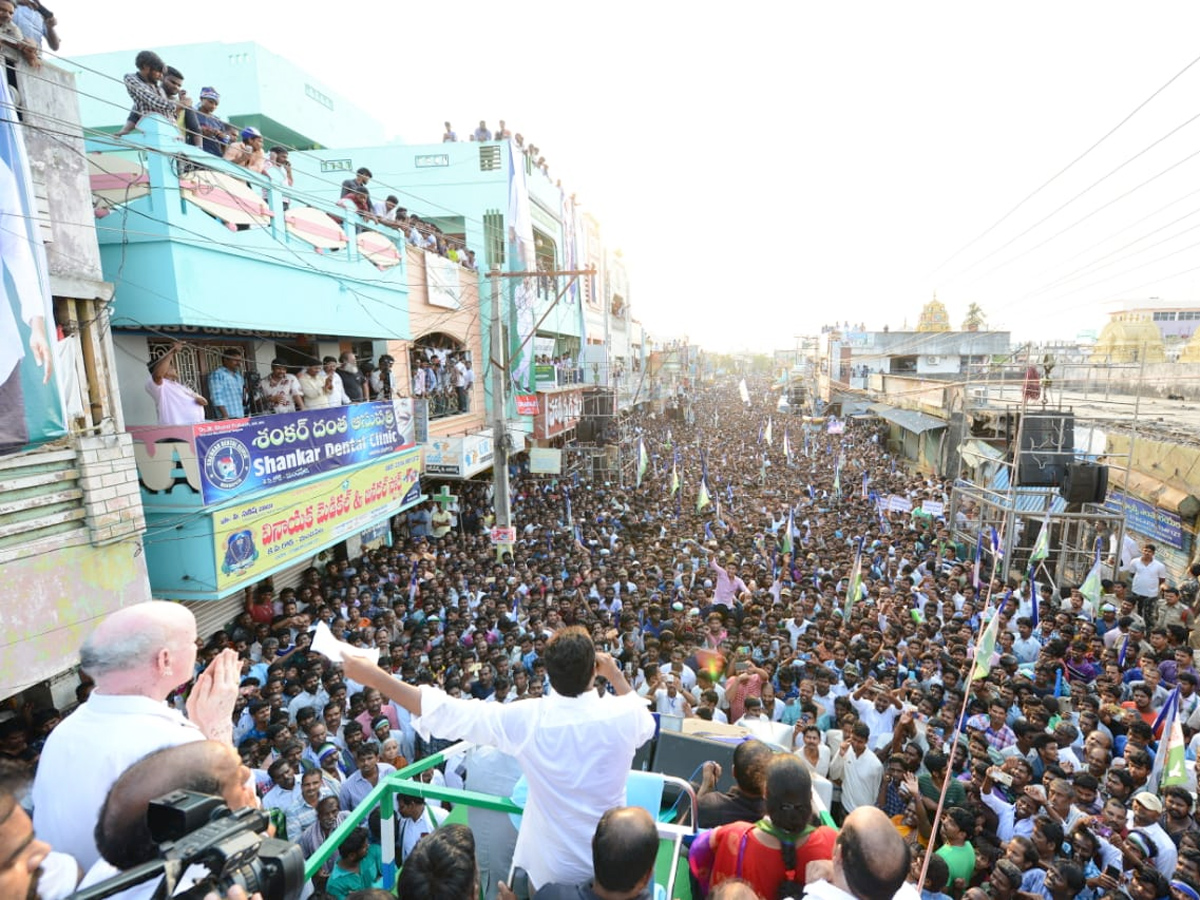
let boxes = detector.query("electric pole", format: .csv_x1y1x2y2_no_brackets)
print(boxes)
487,266,595,560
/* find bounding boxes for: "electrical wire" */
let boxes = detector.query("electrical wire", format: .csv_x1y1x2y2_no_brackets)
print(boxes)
925,47,1200,283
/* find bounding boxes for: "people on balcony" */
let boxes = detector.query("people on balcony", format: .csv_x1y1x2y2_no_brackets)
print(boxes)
0,0,38,71
260,358,304,414
11,0,55,51
340,167,373,215
370,354,398,400
301,357,350,410
120,50,176,127
145,341,207,425
337,350,367,403
443,121,457,142
116,64,201,148
224,126,267,174
195,86,235,157
208,347,246,419
266,145,293,187
474,121,493,142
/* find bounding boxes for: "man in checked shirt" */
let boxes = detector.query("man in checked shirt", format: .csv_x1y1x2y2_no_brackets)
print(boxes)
121,50,177,124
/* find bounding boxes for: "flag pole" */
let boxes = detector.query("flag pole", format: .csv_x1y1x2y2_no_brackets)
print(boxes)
916,515,1008,893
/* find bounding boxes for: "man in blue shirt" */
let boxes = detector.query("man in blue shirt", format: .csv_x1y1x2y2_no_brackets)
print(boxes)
208,348,245,418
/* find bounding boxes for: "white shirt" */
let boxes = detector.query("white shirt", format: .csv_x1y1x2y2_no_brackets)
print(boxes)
32,693,203,871
828,745,883,813
795,742,832,778
299,369,349,409
1127,815,1177,878
851,697,901,750
145,375,205,425
1125,557,1168,597
398,804,448,863
412,684,655,890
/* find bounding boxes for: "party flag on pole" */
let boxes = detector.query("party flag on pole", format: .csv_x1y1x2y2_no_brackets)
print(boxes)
764,417,773,447
843,538,864,618
783,427,792,464
1079,540,1103,614
1029,511,1051,563
972,532,984,590
697,479,712,513
972,606,1003,681
636,438,648,488
1151,687,1186,786
738,379,750,404
781,509,794,556
861,470,869,500
1161,700,1189,788
670,460,680,496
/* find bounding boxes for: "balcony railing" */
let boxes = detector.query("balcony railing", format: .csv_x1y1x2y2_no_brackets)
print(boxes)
86,116,411,337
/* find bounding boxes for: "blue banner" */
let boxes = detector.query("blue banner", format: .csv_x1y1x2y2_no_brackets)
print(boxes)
1104,490,1184,550
195,400,415,505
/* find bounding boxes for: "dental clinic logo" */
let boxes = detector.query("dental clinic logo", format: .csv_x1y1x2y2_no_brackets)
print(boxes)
203,437,251,491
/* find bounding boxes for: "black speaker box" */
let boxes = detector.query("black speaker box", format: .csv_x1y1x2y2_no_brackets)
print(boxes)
1018,411,1075,486
1059,463,1109,504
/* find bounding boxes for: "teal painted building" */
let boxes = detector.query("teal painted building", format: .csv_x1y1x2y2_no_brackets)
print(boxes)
67,42,389,150
87,114,425,611
288,139,590,422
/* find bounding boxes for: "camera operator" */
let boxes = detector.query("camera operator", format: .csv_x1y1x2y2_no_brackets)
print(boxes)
34,602,240,872
75,741,259,900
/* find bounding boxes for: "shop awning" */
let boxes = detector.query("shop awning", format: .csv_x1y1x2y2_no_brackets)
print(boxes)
1107,466,1199,517
868,403,947,434
959,439,1005,469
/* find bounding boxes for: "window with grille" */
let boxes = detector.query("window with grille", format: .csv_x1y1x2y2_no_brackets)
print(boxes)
479,145,501,171
484,211,505,271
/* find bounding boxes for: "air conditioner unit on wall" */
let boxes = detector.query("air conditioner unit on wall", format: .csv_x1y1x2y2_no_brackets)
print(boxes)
926,356,940,365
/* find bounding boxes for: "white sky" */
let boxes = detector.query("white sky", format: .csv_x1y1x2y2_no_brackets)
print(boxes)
55,2,1200,352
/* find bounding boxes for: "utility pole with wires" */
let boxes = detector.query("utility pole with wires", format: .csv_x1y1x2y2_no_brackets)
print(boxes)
487,265,595,559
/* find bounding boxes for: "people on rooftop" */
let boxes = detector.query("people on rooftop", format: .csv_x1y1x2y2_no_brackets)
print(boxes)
12,0,56,51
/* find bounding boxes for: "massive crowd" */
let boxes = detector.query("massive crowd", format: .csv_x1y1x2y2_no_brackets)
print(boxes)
2,375,1199,900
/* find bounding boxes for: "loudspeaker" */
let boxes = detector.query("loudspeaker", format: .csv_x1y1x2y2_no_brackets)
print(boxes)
576,420,596,443
1018,411,1075,486
652,730,738,793
1059,463,1109,504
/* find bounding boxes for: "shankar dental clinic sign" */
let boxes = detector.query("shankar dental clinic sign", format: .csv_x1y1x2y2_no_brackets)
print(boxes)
195,400,415,504
534,389,583,439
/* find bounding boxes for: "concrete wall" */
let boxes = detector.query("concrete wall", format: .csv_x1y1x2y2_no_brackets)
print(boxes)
1059,362,1200,400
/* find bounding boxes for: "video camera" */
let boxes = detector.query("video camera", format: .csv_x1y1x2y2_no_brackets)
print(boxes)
69,790,304,900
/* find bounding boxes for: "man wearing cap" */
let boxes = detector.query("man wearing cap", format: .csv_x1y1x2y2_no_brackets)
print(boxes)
224,126,266,173
1120,791,1176,877
195,87,234,156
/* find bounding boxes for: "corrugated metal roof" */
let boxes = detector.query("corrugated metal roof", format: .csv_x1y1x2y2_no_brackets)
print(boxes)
990,467,1068,513
868,403,947,434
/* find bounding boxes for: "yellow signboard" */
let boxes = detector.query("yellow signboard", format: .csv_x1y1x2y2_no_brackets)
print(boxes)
212,447,422,591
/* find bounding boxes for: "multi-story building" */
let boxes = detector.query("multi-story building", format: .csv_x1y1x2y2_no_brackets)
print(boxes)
0,62,150,705
87,111,444,628
69,42,388,149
